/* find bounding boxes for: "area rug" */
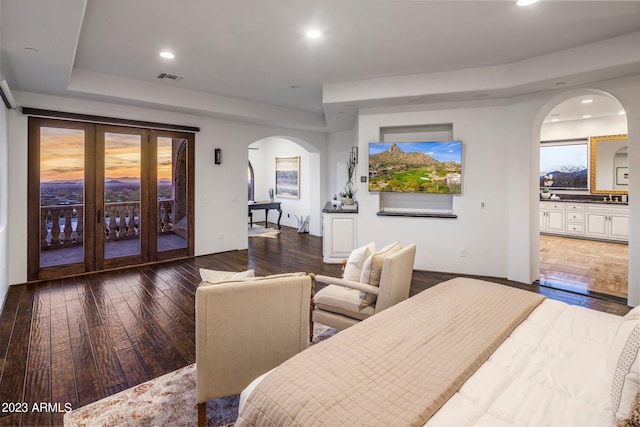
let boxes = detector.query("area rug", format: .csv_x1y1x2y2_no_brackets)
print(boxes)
247,225,280,238
64,324,337,427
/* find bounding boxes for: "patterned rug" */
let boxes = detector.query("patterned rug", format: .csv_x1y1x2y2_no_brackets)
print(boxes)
64,324,337,427
247,225,280,238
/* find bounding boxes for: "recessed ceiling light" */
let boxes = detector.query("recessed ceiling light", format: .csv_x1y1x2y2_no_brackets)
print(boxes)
159,51,175,59
517,0,539,6
551,118,560,122
618,110,626,115
581,99,593,104
306,30,322,39
582,115,591,119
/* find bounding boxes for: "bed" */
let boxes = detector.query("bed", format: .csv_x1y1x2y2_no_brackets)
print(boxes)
235,278,639,426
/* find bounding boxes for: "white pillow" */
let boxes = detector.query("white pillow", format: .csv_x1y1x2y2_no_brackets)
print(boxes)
608,316,640,421
359,241,402,306
342,242,376,282
199,268,255,284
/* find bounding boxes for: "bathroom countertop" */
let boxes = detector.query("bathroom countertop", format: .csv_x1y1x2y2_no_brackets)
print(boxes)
541,198,628,206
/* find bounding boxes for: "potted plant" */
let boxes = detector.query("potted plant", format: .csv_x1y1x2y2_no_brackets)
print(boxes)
340,156,357,205
541,174,553,199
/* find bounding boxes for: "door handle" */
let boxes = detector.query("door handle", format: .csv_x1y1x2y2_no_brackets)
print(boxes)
97,209,102,224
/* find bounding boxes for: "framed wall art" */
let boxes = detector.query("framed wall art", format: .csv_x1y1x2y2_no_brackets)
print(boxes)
275,156,300,198
616,167,629,186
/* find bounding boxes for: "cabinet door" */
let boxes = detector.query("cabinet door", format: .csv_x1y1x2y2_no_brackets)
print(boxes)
328,216,357,258
539,210,547,231
609,215,629,239
547,211,564,233
586,213,608,238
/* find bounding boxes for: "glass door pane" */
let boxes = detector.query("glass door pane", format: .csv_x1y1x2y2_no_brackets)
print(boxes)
157,137,188,251
103,132,142,259
39,127,85,268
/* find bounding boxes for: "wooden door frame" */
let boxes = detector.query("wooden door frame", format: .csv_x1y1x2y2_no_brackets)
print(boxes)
27,118,97,281
27,120,195,281
153,131,195,262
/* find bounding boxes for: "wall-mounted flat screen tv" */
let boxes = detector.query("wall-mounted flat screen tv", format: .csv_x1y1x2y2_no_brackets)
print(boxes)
368,141,462,194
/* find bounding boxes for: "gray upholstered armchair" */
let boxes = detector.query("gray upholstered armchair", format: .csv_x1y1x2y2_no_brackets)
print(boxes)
312,243,416,333
195,273,312,426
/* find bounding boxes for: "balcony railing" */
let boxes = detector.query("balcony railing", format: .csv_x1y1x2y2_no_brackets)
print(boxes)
40,200,178,251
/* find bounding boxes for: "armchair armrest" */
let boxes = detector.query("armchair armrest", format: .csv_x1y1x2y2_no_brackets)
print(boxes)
313,275,380,295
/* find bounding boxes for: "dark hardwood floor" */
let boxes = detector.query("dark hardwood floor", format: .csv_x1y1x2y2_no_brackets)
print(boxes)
0,225,631,426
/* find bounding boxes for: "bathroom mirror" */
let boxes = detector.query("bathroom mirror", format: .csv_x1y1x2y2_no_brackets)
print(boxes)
590,134,628,195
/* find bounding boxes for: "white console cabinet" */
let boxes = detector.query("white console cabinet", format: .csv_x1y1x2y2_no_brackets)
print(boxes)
322,207,358,263
540,201,628,243
585,205,629,242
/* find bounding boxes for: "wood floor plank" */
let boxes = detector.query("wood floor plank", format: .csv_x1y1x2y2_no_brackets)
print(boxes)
21,368,52,427
0,285,36,406
68,335,104,407
26,310,51,373
86,325,125,389
114,346,152,387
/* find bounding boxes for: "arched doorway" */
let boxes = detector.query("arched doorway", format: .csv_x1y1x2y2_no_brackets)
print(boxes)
536,92,629,301
247,136,322,236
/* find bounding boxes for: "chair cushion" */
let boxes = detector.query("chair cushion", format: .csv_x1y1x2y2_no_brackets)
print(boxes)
343,242,376,282
359,241,402,306
313,285,375,321
199,268,255,285
608,307,640,421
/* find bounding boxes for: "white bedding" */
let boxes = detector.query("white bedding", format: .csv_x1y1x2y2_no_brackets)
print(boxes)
425,299,622,427
239,298,630,426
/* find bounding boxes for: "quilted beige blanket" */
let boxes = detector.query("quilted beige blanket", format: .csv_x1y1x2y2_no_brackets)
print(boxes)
236,277,545,427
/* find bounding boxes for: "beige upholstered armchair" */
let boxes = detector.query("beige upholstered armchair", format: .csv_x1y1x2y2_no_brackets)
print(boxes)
312,243,416,333
195,273,312,426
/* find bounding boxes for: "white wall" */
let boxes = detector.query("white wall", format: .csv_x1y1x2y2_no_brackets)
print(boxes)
6,92,327,285
0,101,8,310
356,76,640,306
0,4,9,310
327,129,357,200
358,103,516,279
248,137,316,230
541,115,627,141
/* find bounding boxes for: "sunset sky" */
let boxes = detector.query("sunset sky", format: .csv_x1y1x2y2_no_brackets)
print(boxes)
40,127,173,182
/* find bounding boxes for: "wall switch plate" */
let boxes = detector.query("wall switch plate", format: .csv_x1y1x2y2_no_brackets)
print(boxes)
480,202,486,209
360,176,367,182
459,248,467,257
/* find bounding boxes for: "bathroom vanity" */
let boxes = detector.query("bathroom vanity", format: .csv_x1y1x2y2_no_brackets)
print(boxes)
540,200,628,242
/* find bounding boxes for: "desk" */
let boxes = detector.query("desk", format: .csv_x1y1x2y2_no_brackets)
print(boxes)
248,201,282,229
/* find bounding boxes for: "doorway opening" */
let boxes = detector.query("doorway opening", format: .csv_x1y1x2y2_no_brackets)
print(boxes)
537,93,629,302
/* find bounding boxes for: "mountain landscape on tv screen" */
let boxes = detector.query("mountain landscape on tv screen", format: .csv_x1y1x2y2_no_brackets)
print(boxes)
539,169,588,190
369,143,462,193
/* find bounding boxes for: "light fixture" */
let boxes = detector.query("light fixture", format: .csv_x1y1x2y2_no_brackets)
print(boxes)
306,29,322,39
517,0,539,6
581,99,593,104
0,75,17,109
551,118,560,122
619,110,626,115
214,148,222,165
582,115,591,119
159,51,175,59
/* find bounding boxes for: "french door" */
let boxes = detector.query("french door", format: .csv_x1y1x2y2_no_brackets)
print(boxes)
28,118,194,281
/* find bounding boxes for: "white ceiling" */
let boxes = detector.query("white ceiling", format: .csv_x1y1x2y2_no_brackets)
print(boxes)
2,0,640,131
